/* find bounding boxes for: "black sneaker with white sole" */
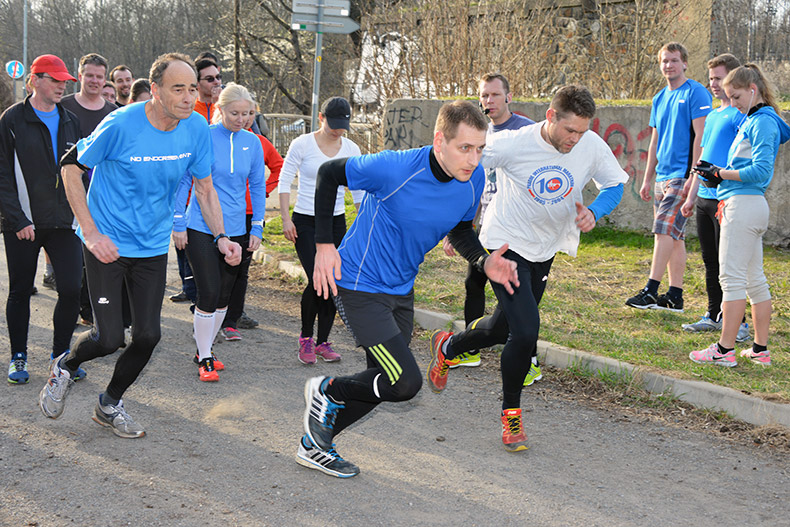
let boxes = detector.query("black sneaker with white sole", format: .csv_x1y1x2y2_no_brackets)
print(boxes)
295,435,359,478
653,293,684,312
625,288,658,309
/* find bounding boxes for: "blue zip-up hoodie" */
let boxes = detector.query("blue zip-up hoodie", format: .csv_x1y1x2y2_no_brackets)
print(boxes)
174,123,266,238
718,106,790,200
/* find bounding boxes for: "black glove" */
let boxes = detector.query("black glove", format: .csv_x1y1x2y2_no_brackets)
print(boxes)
694,161,723,188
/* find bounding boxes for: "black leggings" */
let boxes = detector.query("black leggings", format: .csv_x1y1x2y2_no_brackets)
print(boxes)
65,249,167,401
464,260,488,325
696,197,722,319
225,215,253,329
448,251,554,410
3,229,82,357
326,287,420,437
292,212,346,343
185,229,244,313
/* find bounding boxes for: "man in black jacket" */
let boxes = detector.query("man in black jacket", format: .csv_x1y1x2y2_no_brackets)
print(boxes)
0,54,86,384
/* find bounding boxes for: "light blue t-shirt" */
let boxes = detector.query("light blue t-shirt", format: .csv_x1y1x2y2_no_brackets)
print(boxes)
76,103,213,257
338,146,484,295
174,123,266,239
649,79,712,182
697,105,742,199
33,106,60,162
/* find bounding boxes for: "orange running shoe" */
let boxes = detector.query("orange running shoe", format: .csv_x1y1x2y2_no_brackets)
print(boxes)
426,330,452,393
501,408,528,452
198,357,219,382
193,352,224,371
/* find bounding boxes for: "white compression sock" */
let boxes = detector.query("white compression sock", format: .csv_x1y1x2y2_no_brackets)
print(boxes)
193,310,215,360
213,307,228,337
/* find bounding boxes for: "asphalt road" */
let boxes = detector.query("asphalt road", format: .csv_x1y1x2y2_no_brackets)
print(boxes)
1,243,788,527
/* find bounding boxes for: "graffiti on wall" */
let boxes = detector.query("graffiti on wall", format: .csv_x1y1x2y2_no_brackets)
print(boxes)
592,118,652,198
383,105,430,150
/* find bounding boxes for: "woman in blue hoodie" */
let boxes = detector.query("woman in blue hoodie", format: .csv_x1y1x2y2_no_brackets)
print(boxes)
690,64,790,368
173,83,266,381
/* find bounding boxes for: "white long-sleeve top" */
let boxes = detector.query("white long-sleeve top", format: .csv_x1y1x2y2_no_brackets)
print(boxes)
277,132,364,216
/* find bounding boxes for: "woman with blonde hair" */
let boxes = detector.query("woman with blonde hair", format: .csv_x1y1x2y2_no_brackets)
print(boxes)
173,83,266,381
690,64,790,367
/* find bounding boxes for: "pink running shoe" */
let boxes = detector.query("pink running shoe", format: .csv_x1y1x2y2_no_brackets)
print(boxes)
298,334,317,365
315,342,341,362
689,343,737,367
739,347,771,366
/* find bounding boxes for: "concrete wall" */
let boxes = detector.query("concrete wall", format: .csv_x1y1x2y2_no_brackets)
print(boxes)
383,99,790,245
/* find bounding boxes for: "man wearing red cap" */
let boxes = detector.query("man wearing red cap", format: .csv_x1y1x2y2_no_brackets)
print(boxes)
0,54,85,385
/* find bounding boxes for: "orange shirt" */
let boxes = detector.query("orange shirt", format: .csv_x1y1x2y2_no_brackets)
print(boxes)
244,130,284,214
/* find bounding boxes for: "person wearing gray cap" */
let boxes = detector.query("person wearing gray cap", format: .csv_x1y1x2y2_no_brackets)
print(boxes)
277,97,364,366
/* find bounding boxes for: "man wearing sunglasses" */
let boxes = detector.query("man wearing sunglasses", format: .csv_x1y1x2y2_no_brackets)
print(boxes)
193,58,221,122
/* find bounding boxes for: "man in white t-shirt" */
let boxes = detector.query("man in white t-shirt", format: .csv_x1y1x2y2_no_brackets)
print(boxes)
427,85,629,452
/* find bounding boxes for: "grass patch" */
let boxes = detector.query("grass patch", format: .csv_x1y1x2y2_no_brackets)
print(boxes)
414,225,790,401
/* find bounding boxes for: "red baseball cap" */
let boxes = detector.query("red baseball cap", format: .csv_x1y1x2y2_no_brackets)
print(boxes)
30,55,76,82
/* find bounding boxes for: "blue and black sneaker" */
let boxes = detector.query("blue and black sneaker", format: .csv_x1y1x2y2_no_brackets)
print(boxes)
50,351,86,381
295,434,359,478
8,353,29,384
303,376,344,451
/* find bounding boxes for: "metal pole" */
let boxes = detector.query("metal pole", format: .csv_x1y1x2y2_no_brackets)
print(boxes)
310,2,324,132
22,0,28,100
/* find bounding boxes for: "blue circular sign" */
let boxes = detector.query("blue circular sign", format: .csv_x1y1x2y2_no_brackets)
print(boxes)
5,60,24,79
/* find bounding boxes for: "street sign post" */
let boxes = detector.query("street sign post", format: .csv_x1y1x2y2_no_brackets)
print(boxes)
291,0,359,131
6,60,25,104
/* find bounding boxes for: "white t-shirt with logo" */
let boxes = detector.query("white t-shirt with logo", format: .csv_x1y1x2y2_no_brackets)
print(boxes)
480,120,628,262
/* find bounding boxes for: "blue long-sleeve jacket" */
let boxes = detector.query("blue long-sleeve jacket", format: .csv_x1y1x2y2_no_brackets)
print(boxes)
174,123,266,238
718,106,790,200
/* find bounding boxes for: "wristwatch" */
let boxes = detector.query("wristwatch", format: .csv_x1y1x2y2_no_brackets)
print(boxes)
213,233,229,245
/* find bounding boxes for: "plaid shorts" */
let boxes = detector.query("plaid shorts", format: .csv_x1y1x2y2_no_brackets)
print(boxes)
652,177,688,240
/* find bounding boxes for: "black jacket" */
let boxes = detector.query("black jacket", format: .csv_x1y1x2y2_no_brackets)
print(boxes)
0,95,81,232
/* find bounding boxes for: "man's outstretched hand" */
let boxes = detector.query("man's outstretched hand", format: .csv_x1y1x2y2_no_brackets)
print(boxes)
313,243,342,299
483,244,519,294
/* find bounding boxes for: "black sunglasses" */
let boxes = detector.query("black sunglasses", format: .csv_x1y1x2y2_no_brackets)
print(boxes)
200,74,222,83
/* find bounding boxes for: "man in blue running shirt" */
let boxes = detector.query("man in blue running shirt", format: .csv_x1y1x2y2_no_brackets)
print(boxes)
297,100,519,478
39,53,241,438
626,42,712,313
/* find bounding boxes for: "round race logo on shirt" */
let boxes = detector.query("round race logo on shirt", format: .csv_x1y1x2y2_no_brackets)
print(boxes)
526,165,575,205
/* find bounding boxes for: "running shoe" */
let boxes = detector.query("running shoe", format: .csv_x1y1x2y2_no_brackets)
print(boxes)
304,376,344,451
736,323,751,343
523,358,543,387
295,434,359,478
501,408,529,452
625,288,658,309
42,272,56,290
689,343,737,367
298,334,316,365
39,352,74,419
315,342,341,362
448,351,481,369
92,397,146,438
221,327,242,341
8,354,29,384
653,293,684,312
192,352,224,371
169,291,189,302
682,313,722,332
739,347,771,366
237,312,259,329
50,351,86,381
198,357,219,382
426,330,453,393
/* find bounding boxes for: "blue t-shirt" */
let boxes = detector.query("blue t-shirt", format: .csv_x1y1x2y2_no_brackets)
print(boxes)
493,112,535,132
76,103,213,257
339,145,484,295
649,79,712,181
175,123,266,239
697,105,742,200
33,106,60,162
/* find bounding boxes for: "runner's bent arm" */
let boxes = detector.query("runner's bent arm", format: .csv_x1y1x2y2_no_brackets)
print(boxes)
61,145,119,263
312,158,349,299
